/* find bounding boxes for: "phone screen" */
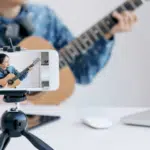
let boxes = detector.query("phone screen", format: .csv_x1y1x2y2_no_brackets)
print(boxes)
0,50,59,91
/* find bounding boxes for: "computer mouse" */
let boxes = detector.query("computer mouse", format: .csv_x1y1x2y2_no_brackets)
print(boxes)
82,117,113,129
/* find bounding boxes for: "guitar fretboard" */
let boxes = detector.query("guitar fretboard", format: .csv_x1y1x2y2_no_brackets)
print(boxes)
59,0,143,69
18,58,40,79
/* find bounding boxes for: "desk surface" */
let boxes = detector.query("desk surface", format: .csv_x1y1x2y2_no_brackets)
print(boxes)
0,105,150,150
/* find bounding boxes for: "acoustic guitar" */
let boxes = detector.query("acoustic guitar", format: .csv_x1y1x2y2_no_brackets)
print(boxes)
18,0,146,105
0,58,40,88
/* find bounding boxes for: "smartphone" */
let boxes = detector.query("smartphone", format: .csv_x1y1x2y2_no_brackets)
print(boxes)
0,50,59,91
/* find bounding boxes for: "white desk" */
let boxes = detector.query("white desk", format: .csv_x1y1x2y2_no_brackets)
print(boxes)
0,105,150,150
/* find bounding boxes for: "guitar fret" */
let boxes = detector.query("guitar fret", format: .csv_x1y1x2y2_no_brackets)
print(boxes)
59,60,66,68
129,0,137,9
74,39,87,54
64,44,80,58
59,54,68,68
98,22,109,34
116,5,126,13
65,49,75,60
77,39,86,50
87,30,98,42
132,0,143,7
65,50,75,62
71,41,81,52
103,17,113,29
101,20,110,31
60,50,73,64
103,15,118,30
124,1,135,10
79,33,94,49
91,25,104,39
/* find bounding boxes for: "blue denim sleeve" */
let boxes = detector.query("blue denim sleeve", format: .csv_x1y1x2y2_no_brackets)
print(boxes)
46,7,74,50
11,66,28,81
70,37,114,84
46,7,114,84
19,71,28,81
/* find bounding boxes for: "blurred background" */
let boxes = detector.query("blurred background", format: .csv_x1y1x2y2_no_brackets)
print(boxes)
30,0,150,107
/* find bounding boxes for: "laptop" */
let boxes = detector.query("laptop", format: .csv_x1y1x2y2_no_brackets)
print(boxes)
121,110,150,127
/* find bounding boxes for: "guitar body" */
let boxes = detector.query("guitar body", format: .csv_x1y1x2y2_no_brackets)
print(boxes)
18,36,75,105
8,78,21,88
0,74,21,88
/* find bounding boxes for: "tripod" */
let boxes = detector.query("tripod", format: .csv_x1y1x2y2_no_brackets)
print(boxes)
0,91,54,150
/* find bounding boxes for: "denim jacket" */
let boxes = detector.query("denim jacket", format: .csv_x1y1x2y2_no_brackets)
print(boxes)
0,4,115,85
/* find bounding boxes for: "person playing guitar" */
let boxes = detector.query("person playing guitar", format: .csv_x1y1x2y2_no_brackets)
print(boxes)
0,0,137,84
0,0,138,103
0,53,31,88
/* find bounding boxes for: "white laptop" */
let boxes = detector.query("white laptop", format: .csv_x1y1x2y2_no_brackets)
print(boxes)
121,110,150,127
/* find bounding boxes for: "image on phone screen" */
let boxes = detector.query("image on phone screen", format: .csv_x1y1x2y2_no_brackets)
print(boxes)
0,50,59,91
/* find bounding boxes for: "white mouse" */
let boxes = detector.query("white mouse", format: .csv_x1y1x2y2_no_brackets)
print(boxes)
82,117,113,129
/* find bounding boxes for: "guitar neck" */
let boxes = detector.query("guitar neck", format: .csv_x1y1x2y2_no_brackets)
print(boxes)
59,0,143,69
19,58,40,77
18,64,33,78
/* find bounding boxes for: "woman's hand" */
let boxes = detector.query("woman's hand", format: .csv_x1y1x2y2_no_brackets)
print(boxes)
111,11,138,34
105,11,138,39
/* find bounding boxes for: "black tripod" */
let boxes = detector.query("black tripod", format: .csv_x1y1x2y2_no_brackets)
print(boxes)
0,91,54,150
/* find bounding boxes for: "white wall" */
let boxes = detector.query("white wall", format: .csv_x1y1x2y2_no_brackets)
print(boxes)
30,0,150,107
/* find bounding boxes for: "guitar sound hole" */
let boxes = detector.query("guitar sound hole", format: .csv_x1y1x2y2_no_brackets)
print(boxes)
8,79,14,85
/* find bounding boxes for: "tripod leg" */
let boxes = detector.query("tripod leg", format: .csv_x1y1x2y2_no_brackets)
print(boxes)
2,137,10,150
0,132,9,150
22,130,54,150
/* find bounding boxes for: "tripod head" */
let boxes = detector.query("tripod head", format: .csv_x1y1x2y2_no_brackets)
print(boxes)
0,90,29,103
0,91,29,137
